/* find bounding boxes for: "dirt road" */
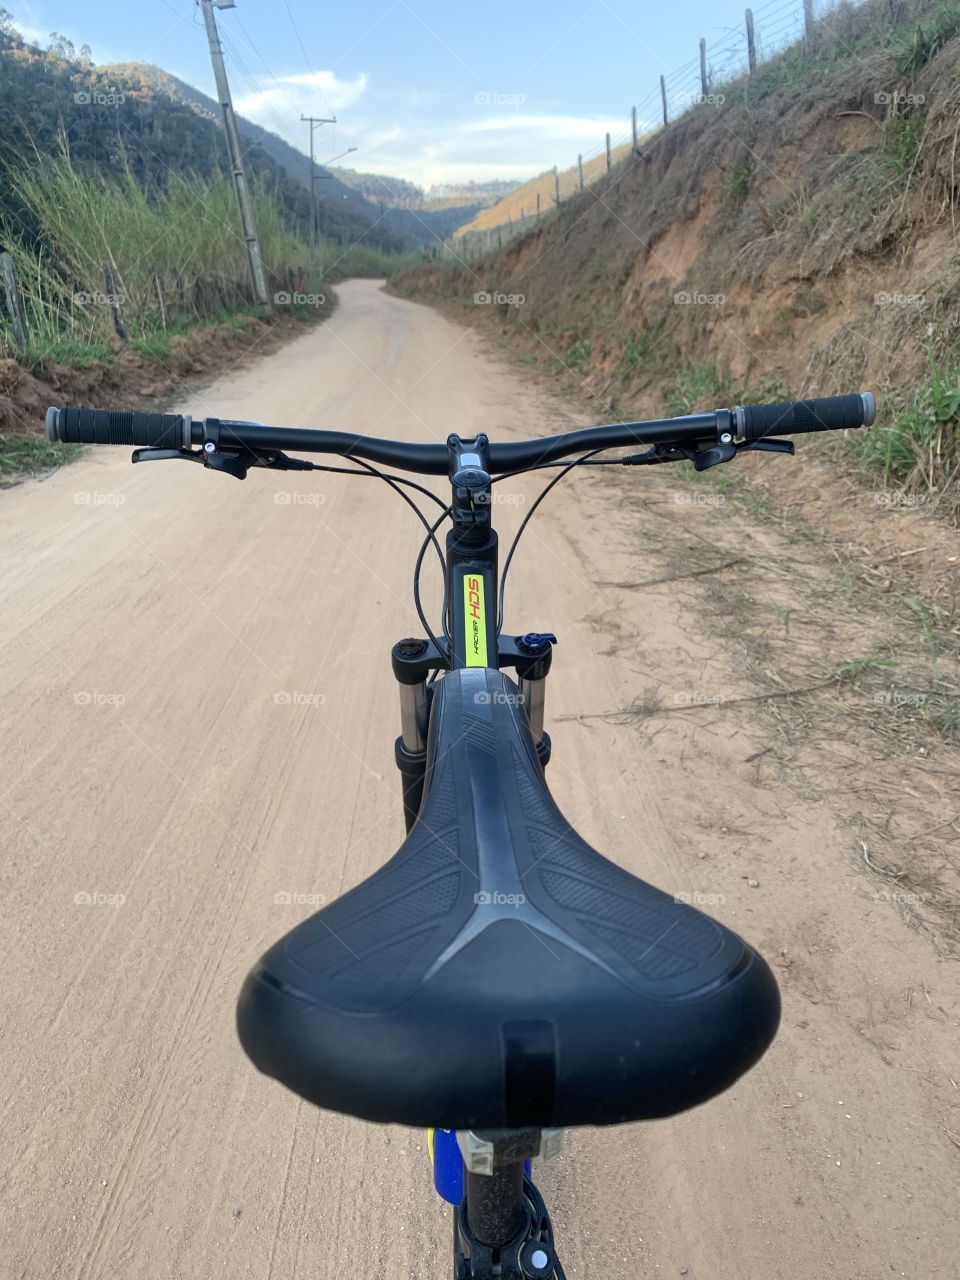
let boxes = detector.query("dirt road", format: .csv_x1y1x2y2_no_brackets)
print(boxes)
1,279,956,1280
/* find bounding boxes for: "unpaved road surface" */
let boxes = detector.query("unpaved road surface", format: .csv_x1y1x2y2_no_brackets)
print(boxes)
2,279,956,1279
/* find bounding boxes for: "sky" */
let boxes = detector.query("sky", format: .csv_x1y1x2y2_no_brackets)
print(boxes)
6,0,813,190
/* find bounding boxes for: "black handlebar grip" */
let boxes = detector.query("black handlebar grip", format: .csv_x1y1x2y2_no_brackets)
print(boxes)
45,406,189,448
735,393,875,441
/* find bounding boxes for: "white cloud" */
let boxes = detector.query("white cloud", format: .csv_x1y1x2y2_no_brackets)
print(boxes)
460,113,630,140
234,71,368,123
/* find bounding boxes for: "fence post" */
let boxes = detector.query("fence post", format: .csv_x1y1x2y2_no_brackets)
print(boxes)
103,262,127,340
536,192,541,218
578,154,584,190
746,9,757,74
660,75,668,126
554,166,560,206
605,132,612,170
803,0,815,44
700,38,708,96
0,251,29,352
631,105,638,151
152,268,167,332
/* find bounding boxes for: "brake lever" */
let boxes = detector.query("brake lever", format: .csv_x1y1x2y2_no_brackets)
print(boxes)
131,444,314,480
740,438,795,456
132,446,203,465
691,437,797,471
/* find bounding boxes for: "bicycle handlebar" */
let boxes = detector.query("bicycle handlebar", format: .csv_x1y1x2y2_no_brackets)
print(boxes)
735,393,874,440
45,392,875,476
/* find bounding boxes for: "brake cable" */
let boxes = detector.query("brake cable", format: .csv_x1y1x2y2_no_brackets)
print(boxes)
494,449,604,635
280,454,453,660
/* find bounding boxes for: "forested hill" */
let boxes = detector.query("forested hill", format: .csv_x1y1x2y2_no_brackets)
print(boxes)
0,26,401,252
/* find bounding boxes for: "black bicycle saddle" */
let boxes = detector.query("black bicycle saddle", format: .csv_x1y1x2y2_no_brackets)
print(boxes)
237,667,780,1128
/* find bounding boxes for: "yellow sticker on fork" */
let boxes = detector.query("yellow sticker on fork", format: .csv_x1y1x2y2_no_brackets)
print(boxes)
463,574,488,667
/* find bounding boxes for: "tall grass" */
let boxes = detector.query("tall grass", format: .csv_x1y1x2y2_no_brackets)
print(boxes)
0,150,408,360
854,351,960,497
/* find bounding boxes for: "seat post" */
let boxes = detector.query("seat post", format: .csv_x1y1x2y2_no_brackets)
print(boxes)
457,1129,539,1265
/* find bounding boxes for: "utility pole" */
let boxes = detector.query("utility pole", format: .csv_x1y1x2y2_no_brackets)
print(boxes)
301,114,337,269
199,0,270,307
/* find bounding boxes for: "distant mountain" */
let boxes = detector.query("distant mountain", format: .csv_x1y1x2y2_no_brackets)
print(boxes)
106,64,486,249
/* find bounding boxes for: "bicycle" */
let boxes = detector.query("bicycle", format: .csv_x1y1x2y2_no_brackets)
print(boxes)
46,390,875,1279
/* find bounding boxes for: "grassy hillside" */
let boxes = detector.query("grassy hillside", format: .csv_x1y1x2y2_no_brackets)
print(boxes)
455,139,649,234
396,0,960,512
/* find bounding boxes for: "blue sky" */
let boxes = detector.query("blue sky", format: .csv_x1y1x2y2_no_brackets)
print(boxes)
6,0,811,189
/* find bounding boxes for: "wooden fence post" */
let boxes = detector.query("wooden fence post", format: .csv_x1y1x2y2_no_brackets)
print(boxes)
746,9,757,74
554,166,560,206
660,75,668,126
0,251,29,352
803,0,815,44
103,262,126,340
700,38,708,96
631,105,638,151
536,192,541,218
152,269,167,332
605,132,612,170
578,154,584,190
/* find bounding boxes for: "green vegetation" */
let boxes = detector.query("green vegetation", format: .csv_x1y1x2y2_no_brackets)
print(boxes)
0,433,82,481
666,357,727,415
883,112,927,176
0,25,414,365
563,341,591,367
622,323,664,370
894,1,960,71
724,158,756,204
853,351,960,491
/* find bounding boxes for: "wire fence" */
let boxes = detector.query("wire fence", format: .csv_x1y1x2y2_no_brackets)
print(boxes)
434,0,857,262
